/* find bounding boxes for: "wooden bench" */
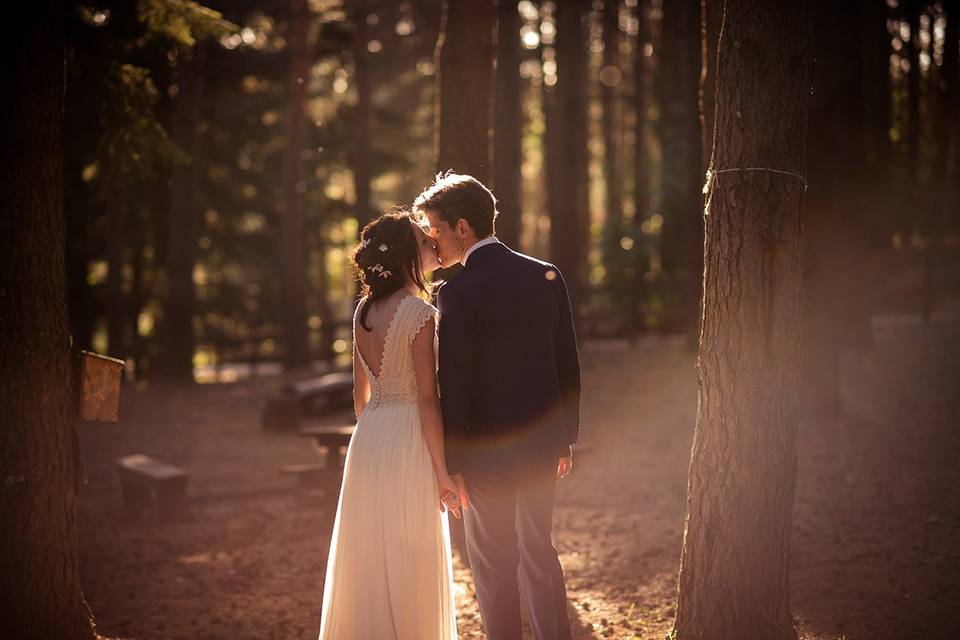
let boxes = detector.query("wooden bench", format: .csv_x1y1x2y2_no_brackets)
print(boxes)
116,454,189,513
261,371,353,431
292,372,354,417
298,424,354,469
296,425,355,511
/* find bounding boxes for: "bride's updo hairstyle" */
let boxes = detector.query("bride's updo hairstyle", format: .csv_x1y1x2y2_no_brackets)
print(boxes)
352,210,432,331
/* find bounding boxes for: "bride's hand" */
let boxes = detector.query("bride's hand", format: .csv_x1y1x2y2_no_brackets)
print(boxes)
438,474,462,519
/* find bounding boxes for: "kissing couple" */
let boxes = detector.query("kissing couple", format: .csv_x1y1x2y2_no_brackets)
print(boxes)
318,171,581,640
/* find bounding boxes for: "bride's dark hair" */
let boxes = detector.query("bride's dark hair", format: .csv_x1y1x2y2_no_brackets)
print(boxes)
352,210,433,331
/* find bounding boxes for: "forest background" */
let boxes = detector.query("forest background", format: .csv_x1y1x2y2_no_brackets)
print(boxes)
63,0,959,393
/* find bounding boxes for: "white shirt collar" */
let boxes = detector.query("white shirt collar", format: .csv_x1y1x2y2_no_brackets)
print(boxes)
463,236,500,265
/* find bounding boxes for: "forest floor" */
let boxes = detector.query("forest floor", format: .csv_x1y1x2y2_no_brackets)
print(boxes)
78,313,960,640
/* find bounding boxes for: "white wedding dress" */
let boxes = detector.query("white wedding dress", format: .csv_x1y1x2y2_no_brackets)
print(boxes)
318,294,458,640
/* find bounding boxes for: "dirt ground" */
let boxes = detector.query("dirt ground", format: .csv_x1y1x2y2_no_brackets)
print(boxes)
77,315,960,640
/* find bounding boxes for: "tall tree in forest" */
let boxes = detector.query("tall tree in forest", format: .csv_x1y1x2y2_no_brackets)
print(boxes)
163,46,206,381
631,0,651,334
802,3,872,415
105,179,128,355
699,0,723,169
861,0,892,172
552,0,591,322
281,0,311,369
943,0,960,233
672,0,812,637
435,0,496,180
905,0,922,192
0,3,97,639
494,0,523,248
543,3,561,255
601,0,626,303
350,0,375,226
659,0,702,338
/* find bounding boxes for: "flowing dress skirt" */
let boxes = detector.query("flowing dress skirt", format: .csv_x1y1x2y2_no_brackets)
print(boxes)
318,402,457,640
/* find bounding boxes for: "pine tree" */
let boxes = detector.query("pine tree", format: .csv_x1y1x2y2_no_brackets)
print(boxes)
673,0,812,636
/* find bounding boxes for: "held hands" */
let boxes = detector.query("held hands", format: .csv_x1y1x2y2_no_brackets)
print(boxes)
438,473,463,519
557,454,573,480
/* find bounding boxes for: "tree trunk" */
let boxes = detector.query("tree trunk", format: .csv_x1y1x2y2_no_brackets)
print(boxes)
860,0,891,172
494,0,523,248
672,1,812,637
282,0,311,370
544,55,561,262
802,3,871,416
699,0,723,172
128,207,147,379
943,0,960,234
905,0,922,202
601,0,626,303
435,0,496,181
552,0,591,325
631,0,651,335
0,3,97,638
350,0,375,226
659,0,703,339
105,175,127,356
163,46,205,381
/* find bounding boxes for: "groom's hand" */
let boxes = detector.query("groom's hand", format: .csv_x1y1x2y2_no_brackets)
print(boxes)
452,473,471,511
557,455,573,479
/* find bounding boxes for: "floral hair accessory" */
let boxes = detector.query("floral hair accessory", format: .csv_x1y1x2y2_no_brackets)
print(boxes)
361,238,370,248
368,263,392,278
379,243,388,252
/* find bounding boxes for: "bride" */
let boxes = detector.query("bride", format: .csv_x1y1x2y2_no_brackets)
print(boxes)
318,210,460,640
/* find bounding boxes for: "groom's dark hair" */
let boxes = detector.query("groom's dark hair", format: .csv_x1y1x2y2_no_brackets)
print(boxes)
413,171,498,238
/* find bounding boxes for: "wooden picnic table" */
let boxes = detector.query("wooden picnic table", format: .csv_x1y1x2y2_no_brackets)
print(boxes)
298,424,355,470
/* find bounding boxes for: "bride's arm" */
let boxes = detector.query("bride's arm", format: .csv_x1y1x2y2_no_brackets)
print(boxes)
352,325,370,421
412,317,459,510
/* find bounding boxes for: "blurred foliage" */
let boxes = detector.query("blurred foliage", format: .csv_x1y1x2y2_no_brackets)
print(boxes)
63,0,960,381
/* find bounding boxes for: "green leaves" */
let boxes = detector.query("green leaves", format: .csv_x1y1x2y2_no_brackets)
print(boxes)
137,0,236,48
101,62,187,180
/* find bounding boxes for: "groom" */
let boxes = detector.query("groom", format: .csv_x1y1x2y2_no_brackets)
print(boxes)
415,171,580,640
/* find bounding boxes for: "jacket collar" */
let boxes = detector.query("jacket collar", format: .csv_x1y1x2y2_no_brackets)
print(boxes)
462,239,508,270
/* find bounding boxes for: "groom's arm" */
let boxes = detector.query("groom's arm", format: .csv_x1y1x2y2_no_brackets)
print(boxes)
553,268,581,449
437,283,475,476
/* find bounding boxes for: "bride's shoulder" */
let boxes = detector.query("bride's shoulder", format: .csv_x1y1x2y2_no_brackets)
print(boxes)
408,294,438,316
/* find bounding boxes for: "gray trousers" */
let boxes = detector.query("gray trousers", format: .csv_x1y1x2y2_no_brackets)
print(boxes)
463,458,573,640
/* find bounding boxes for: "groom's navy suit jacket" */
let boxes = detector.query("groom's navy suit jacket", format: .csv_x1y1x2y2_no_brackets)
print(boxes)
437,242,581,476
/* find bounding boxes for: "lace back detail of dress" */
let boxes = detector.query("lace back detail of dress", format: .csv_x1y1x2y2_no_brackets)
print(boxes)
360,295,438,409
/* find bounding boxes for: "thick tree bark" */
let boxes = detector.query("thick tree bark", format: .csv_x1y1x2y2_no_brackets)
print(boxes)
494,0,523,248
0,3,97,639
631,0,651,335
552,0,591,323
659,0,703,338
350,0,375,226
282,0,311,369
601,0,626,299
435,0,496,181
163,46,205,381
672,1,812,638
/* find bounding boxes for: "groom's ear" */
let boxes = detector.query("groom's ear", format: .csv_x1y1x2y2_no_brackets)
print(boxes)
455,218,472,238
